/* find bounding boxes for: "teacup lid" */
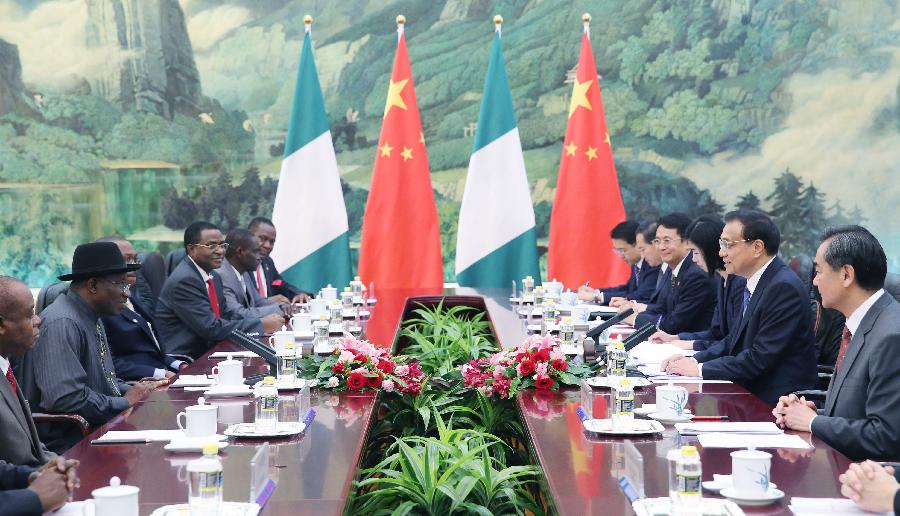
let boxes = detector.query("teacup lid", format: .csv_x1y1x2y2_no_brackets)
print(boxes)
220,354,241,365
189,397,216,411
92,476,139,497
731,448,771,459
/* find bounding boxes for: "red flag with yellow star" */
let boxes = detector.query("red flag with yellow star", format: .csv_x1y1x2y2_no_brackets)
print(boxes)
547,27,629,289
358,25,443,292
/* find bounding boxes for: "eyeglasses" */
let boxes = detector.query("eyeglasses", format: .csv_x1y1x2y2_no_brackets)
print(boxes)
101,278,131,293
125,259,140,265
718,238,752,250
193,242,230,251
651,238,682,247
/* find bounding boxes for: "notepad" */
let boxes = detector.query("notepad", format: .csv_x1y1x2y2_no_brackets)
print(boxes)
92,430,188,443
788,497,891,515
210,351,258,358
629,341,697,365
675,422,782,435
169,375,215,388
697,432,812,449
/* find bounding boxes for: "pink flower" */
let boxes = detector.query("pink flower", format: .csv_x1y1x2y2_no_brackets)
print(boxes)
381,379,395,392
338,350,355,363
327,376,339,388
550,348,565,361
394,364,410,377
535,361,549,376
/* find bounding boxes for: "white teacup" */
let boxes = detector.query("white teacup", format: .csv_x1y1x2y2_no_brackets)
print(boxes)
560,291,578,307
655,384,688,418
82,477,138,516
545,280,563,298
320,285,338,301
176,397,218,437
309,298,327,316
290,313,312,332
571,305,590,324
731,449,772,498
268,328,295,355
217,402,246,425
211,355,243,386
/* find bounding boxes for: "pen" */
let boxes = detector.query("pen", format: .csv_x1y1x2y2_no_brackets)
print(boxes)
690,416,729,421
90,438,152,445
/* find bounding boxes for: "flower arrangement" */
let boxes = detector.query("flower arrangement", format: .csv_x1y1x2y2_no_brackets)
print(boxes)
459,335,587,399
317,336,426,395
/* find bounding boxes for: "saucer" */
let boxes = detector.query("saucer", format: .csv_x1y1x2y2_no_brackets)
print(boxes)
634,405,692,417
164,437,230,453
203,384,253,397
224,422,306,438
720,486,784,506
702,475,777,495
647,411,693,424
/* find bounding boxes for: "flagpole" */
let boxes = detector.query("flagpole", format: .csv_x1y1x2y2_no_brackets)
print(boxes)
396,14,405,41
583,12,591,38
304,14,312,35
494,14,502,37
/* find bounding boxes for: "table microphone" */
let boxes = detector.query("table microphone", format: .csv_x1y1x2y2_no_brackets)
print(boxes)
586,308,634,340
622,322,657,352
229,328,279,375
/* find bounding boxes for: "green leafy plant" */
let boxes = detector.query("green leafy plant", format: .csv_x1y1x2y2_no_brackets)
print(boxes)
400,302,499,377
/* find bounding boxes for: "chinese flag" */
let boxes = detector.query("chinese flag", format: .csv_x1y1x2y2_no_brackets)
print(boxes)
548,29,629,289
358,27,443,290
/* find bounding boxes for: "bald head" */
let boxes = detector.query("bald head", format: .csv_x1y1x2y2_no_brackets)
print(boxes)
0,276,41,357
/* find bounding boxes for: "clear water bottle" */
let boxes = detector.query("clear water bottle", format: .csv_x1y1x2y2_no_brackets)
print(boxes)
277,353,296,384
341,287,354,309
522,275,534,297
187,442,223,515
534,286,545,306
559,317,575,345
328,300,343,324
672,445,703,515
607,341,627,380
350,275,364,297
541,300,557,336
612,377,634,430
254,376,279,433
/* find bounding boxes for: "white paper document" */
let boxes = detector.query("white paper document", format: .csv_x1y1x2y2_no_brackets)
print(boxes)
675,422,782,435
210,351,257,358
650,378,732,384
169,375,215,388
697,432,812,449
788,497,892,516
629,341,696,365
92,430,188,443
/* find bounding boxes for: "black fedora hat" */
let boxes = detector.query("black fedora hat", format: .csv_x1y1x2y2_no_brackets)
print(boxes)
58,242,142,281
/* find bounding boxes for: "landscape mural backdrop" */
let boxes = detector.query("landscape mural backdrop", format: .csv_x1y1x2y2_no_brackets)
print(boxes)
1,0,898,287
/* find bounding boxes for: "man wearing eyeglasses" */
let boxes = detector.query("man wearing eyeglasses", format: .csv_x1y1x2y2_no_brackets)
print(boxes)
155,222,283,358
577,220,660,306
661,210,817,405
18,243,168,453
94,237,188,382
627,213,716,334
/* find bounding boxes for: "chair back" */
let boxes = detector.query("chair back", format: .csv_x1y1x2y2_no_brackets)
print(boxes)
36,282,69,315
884,272,900,303
165,248,187,276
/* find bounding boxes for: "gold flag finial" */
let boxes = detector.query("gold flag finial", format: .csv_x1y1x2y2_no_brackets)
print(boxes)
304,14,313,25
582,13,591,23
493,15,503,25
396,14,406,25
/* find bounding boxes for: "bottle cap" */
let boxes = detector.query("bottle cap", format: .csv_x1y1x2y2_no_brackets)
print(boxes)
618,377,630,388
320,314,328,320
354,275,361,280
202,443,219,455
526,276,532,280
681,445,698,457
563,317,572,323
614,340,625,348
263,376,276,385
344,286,351,292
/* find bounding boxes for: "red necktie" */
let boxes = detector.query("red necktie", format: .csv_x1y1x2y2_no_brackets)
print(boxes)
207,278,221,319
255,265,266,297
5,367,18,397
835,325,852,372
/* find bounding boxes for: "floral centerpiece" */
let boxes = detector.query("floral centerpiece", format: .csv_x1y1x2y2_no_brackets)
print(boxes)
459,335,592,399
316,336,426,396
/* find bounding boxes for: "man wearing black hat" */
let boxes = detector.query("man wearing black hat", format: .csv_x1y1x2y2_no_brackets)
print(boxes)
18,243,168,453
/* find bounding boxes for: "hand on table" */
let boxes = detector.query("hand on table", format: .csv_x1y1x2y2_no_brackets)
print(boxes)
608,296,628,308
261,313,284,334
27,468,70,513
662,355,699,376
269,294,290,305
32,457,80,493
576,286,596,302
839,460,899,513
291,293,312,304
649,330,677,343
772,394,817,430
124,379,168,406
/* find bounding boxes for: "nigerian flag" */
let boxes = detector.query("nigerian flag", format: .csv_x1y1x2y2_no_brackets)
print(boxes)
271,23,351,292
455,27,540,287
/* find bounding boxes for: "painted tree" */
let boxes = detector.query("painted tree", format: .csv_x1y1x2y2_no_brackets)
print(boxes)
766,168,805,258
735,191,761,211
797,182,829,257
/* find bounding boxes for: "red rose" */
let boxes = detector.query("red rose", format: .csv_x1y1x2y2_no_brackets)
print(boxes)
332,362,345,374
551,359,567,372
354,353,368,363
535,374,555,390
367,373,382,388
515,352,528,362
377,360,395,374
408,362,422,377
535,349,551,362
518,359,536,377
405,381,422,396
347,372,366,390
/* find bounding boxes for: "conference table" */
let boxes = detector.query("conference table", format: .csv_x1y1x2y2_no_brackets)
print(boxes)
62,288,851,515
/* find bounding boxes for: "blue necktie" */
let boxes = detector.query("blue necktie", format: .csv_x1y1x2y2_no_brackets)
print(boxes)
633,265,640,286
741,288,751,317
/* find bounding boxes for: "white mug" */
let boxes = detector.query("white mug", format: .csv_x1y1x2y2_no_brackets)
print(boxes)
545,280,563,298
216,401,247,425
320,285,338,301
731,449,772,498
560,291,578,307
290,313,312,332
655,384,688,418
268,329,295,355
82,477,138,516
571,305,590,324
176,398,218,437
309,298,327,316
211,356,243,386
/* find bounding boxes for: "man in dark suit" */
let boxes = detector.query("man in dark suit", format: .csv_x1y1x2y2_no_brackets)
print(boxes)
662,210,817,405
248,217,311,303
216,228,285,319
0,277,55,467
0,459,75,516
577,220,660,305
629,213,716,334
155,221,283,358
775,226,900,460
97,237,188,381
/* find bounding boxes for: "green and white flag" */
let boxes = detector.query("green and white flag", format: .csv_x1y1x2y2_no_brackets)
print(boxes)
271,25,351,292
455,28,540,287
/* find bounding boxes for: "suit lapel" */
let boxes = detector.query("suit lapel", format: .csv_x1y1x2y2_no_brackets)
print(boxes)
0,371,34,449
729,258,783,351
121,306,155,343
825,294,891,415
